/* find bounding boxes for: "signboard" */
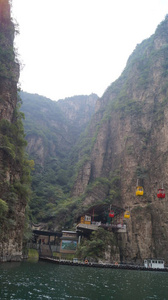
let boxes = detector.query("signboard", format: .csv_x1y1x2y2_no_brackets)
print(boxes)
61,240,77,251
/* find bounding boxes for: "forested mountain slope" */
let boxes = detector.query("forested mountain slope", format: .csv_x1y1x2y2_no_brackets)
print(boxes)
20,92,98,224
21,15,168,264
2,1,168,265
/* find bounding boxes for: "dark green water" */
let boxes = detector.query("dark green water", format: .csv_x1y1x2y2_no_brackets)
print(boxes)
0,261,168,299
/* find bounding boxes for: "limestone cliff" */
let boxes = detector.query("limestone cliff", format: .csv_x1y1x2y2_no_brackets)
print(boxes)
72,15,168,264
20,92,98,167
57,94,98,126
0,0,19,121
0,0,29,261
20,92,98,223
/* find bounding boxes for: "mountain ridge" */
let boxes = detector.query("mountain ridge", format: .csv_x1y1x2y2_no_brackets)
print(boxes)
18,15,168,264
20,91,98,223
71,15,168,263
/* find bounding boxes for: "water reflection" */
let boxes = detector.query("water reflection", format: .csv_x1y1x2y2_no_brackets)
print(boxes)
0,261,168,299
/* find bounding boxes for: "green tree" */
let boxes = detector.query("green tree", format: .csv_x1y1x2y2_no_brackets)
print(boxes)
76,228,117,261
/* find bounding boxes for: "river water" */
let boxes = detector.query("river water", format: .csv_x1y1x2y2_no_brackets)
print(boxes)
0,261,168,299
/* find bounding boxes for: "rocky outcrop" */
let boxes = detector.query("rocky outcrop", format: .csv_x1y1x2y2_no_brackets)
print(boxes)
72,16,168,264
57,94,98,125
21,92,98,167
0,0,27,262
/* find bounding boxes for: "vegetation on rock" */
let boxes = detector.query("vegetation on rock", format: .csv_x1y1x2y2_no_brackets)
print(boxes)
76,228,118,262
2,2,168,264
0,0,32,261
20,91,98,228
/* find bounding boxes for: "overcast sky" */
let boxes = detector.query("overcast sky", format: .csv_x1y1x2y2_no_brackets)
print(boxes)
11,0,168,101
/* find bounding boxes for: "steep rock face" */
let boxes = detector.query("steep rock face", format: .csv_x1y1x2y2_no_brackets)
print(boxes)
57,94,98,125
0,0,27,262
0,0,19,122
72,16,168,264
21,92,98,166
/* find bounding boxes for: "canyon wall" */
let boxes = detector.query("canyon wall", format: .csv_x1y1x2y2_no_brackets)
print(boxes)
72,16,168,264
0,0,28,261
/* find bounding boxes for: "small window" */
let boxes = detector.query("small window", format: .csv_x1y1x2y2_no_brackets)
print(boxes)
159,260,163,264
85,215,91,222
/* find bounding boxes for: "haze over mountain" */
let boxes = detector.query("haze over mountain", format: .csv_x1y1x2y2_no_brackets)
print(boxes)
1,0,168,264
21,15,168,264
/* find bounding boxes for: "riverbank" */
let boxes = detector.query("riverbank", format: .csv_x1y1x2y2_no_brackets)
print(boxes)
39,256,168,272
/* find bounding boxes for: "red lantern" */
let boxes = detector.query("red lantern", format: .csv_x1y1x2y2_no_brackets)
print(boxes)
109,210,114,218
